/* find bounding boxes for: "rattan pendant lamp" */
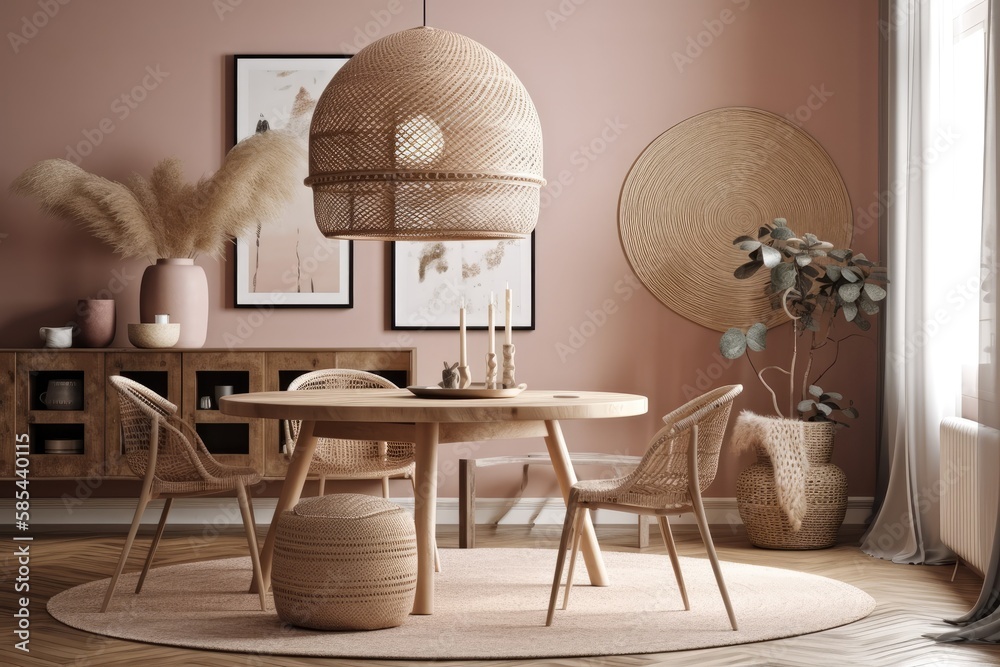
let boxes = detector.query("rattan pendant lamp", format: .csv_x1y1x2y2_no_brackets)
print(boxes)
305,3,545,241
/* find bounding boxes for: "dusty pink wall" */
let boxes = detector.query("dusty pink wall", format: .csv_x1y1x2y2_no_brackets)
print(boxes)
0,0,879,499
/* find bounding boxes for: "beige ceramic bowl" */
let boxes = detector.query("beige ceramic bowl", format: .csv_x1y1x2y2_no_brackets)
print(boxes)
128,323,181,349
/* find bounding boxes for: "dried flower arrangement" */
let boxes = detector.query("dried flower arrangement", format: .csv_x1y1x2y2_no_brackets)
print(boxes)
10,129,304,260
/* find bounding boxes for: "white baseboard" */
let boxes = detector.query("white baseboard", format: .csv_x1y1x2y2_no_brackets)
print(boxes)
1,496,874,528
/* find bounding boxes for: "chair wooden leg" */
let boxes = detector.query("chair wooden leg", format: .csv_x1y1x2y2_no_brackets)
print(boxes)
546,498,578,626
245,487,258,531
135,498,172,594
410,474,441,572
691,496,737,630
101,490,152,612
638,514,651,548
317,476,326,497
381,476,390,498
561,507,587,610
657,515,689,610
237,482,267,611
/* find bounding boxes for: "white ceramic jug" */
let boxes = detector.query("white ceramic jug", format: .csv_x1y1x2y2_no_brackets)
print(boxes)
39,326,73,348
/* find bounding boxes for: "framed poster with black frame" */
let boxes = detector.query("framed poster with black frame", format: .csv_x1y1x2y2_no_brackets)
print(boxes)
391,235,536,330
233,54,353,308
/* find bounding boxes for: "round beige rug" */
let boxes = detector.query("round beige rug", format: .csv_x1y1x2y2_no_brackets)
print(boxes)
47,548,874,659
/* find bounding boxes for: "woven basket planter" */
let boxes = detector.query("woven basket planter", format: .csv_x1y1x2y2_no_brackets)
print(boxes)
736,421,847,549
271,494,417,630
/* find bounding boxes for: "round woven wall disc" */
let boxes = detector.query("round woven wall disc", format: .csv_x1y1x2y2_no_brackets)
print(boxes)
618,106,852,332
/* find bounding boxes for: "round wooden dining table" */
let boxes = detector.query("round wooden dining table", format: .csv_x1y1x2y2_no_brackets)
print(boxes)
220,388,648,615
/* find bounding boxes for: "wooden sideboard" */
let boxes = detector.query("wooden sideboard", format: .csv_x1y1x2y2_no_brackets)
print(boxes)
0,348,415,482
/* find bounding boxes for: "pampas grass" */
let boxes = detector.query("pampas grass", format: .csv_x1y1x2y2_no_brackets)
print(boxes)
10,129,305,260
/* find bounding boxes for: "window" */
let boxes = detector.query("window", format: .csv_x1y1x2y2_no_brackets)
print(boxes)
936,0,989,419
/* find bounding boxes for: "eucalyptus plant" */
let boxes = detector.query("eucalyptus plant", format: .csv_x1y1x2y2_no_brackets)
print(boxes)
719,218,888,423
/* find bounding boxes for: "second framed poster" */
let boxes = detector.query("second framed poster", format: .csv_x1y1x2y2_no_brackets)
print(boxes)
233,54,353,308
391,235,535,330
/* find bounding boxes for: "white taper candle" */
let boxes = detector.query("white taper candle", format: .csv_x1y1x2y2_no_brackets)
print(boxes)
459,302,467,366
488,292,495,355
505,284,512,345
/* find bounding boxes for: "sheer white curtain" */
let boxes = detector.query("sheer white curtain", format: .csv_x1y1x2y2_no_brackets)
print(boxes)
934,0,1000,643
861,0,984,565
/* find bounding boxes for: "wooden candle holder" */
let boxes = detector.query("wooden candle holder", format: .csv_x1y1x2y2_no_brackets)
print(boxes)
485,353,498,389
458,365,471,389
502,343,516,389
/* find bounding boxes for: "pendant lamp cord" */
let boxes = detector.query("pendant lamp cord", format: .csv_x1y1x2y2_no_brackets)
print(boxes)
423,0,427,27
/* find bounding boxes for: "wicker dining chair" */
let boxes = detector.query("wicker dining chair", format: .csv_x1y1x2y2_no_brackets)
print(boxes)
545,384,743,629
102,376,266,612
284,369,416,496
284,368,439,570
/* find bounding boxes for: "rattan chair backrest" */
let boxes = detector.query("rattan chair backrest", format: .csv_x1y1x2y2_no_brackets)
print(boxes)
623,385,743,500
108,375,209,483
287,368,399,393
284,369,413,473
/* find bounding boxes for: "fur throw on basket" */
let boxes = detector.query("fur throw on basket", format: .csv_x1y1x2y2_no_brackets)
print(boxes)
731,411,809,531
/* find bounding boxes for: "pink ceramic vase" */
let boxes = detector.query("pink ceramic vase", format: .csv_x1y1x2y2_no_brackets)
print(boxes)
75,299,116,348
139,258,208,348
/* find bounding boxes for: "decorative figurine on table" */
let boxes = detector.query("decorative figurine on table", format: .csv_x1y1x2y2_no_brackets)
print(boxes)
439,362,460,389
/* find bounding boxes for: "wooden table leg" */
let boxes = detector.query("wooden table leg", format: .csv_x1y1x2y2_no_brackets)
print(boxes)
459,459,475,549
251,419,318,594
543,419,609,586
412,422,439,614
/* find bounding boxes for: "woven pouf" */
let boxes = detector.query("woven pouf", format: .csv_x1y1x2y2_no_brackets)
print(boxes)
271,493,417,630
736,421,848,549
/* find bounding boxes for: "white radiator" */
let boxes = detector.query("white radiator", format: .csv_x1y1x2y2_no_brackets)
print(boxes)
940,417,1000,576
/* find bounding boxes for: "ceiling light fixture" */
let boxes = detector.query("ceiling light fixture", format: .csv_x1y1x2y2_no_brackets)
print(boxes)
306,3,545,241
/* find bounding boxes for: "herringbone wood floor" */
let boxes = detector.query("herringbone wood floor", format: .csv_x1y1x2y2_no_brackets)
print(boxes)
3,524,1000,666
